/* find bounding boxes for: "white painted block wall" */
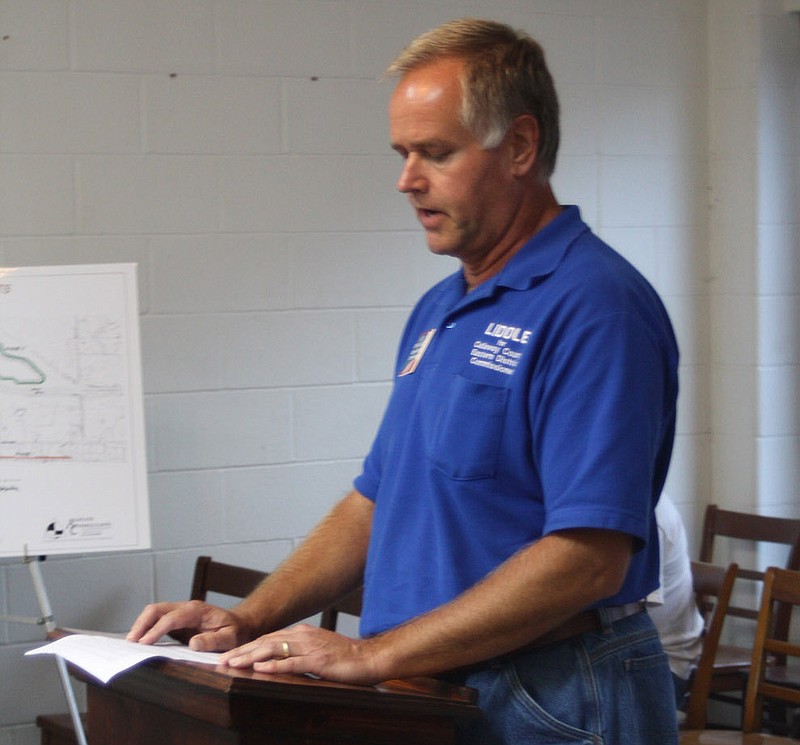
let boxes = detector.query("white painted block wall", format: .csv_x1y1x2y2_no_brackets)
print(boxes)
1,1,798,742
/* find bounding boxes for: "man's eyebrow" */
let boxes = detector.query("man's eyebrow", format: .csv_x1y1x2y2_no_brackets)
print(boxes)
390,139,452,153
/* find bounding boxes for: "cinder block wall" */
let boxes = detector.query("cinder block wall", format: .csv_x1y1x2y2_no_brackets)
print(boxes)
2,1,798,742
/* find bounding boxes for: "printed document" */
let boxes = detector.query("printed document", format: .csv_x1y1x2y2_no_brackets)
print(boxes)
26,632,221,684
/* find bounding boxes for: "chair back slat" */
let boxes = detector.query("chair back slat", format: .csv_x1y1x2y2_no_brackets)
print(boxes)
190,555,267,601
319,586,363,631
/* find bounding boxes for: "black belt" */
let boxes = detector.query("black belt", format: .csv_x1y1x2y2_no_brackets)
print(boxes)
440,602,646,680
528,601,645,649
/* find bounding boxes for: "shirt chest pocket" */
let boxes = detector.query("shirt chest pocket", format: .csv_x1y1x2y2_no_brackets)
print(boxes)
424,374,509,480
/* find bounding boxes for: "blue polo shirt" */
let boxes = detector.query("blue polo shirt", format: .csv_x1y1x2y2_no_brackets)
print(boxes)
354,206,679,637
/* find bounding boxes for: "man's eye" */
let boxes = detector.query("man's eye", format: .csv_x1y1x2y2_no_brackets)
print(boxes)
427,151,451,162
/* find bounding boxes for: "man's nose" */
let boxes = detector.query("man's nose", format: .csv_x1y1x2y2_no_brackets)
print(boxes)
397,155,426,193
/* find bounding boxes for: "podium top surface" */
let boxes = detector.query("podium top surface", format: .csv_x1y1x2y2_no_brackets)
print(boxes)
67,639,481,731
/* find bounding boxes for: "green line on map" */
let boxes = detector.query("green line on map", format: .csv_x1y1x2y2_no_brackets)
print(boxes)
0,342,46,385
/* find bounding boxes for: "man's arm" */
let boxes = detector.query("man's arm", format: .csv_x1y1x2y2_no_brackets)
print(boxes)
221,527,633,683
232,489,373,638
368,527,632,677
127,489,373,650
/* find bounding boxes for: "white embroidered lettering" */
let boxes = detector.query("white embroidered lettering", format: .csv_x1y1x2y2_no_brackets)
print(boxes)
484,323,532,344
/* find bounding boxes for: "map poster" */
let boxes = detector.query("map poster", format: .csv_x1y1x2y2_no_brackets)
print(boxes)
0,264,150,557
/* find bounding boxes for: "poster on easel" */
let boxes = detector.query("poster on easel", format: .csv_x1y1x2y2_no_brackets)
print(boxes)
0,263,150,557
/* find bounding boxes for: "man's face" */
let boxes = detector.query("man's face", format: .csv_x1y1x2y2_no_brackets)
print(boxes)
389,57,519,265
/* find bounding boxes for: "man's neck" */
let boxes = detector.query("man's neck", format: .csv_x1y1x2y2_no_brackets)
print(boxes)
462,188,562,290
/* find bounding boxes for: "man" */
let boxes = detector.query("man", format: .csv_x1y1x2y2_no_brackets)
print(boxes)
129,18,680,743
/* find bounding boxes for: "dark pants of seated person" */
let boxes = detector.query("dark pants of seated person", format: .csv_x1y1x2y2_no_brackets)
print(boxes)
672,671,690,712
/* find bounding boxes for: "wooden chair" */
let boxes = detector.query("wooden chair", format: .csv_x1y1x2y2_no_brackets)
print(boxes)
698,506,800,722
320,585,363,631
189,554,267,602
680,566,800,743
684,561,740,729
189,556,363,633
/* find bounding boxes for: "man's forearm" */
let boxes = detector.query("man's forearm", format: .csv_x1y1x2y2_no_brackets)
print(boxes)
233,489,373,638
366,528,633,681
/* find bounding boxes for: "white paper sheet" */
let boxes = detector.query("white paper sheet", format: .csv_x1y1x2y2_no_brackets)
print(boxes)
25,633,221,684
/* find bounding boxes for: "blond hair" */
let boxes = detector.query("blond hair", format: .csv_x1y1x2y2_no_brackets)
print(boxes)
387,18,560,180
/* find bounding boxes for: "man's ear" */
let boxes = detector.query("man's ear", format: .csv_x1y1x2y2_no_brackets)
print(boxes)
506,114,539,177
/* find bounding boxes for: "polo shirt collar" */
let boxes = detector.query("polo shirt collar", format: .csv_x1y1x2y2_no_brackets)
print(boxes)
431,205,589,315
493,204,588,292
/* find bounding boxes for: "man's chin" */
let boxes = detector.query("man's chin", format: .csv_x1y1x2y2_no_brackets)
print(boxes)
424,235,459,258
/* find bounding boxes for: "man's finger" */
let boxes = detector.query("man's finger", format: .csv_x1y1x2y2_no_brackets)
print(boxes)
228,638,291,666
188,627,238,653
253,657,303,676
126,602,180,642
130,603,203,645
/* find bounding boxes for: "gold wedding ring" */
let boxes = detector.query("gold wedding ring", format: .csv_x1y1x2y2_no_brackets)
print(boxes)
280,641,291,659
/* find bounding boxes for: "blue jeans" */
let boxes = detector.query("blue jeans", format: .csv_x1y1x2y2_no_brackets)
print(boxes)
450,610,678,744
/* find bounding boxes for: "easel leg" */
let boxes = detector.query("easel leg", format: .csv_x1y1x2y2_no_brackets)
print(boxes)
55,656,88,745
26,556,89,745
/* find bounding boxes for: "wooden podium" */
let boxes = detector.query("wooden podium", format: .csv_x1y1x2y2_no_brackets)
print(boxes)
70,654,480,744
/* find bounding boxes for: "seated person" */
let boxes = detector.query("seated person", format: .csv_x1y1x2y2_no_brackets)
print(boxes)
648,494,705,707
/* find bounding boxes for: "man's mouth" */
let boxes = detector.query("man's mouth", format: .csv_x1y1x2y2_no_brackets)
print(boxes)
416,207,445,229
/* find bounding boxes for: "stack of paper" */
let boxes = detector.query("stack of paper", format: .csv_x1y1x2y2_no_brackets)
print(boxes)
26,633,221,684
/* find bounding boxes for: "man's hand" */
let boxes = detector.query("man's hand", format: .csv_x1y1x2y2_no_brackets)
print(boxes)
220,624,383,686
126,600,249,651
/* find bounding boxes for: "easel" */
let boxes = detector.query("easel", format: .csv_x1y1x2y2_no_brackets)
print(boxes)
1,551,88,745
